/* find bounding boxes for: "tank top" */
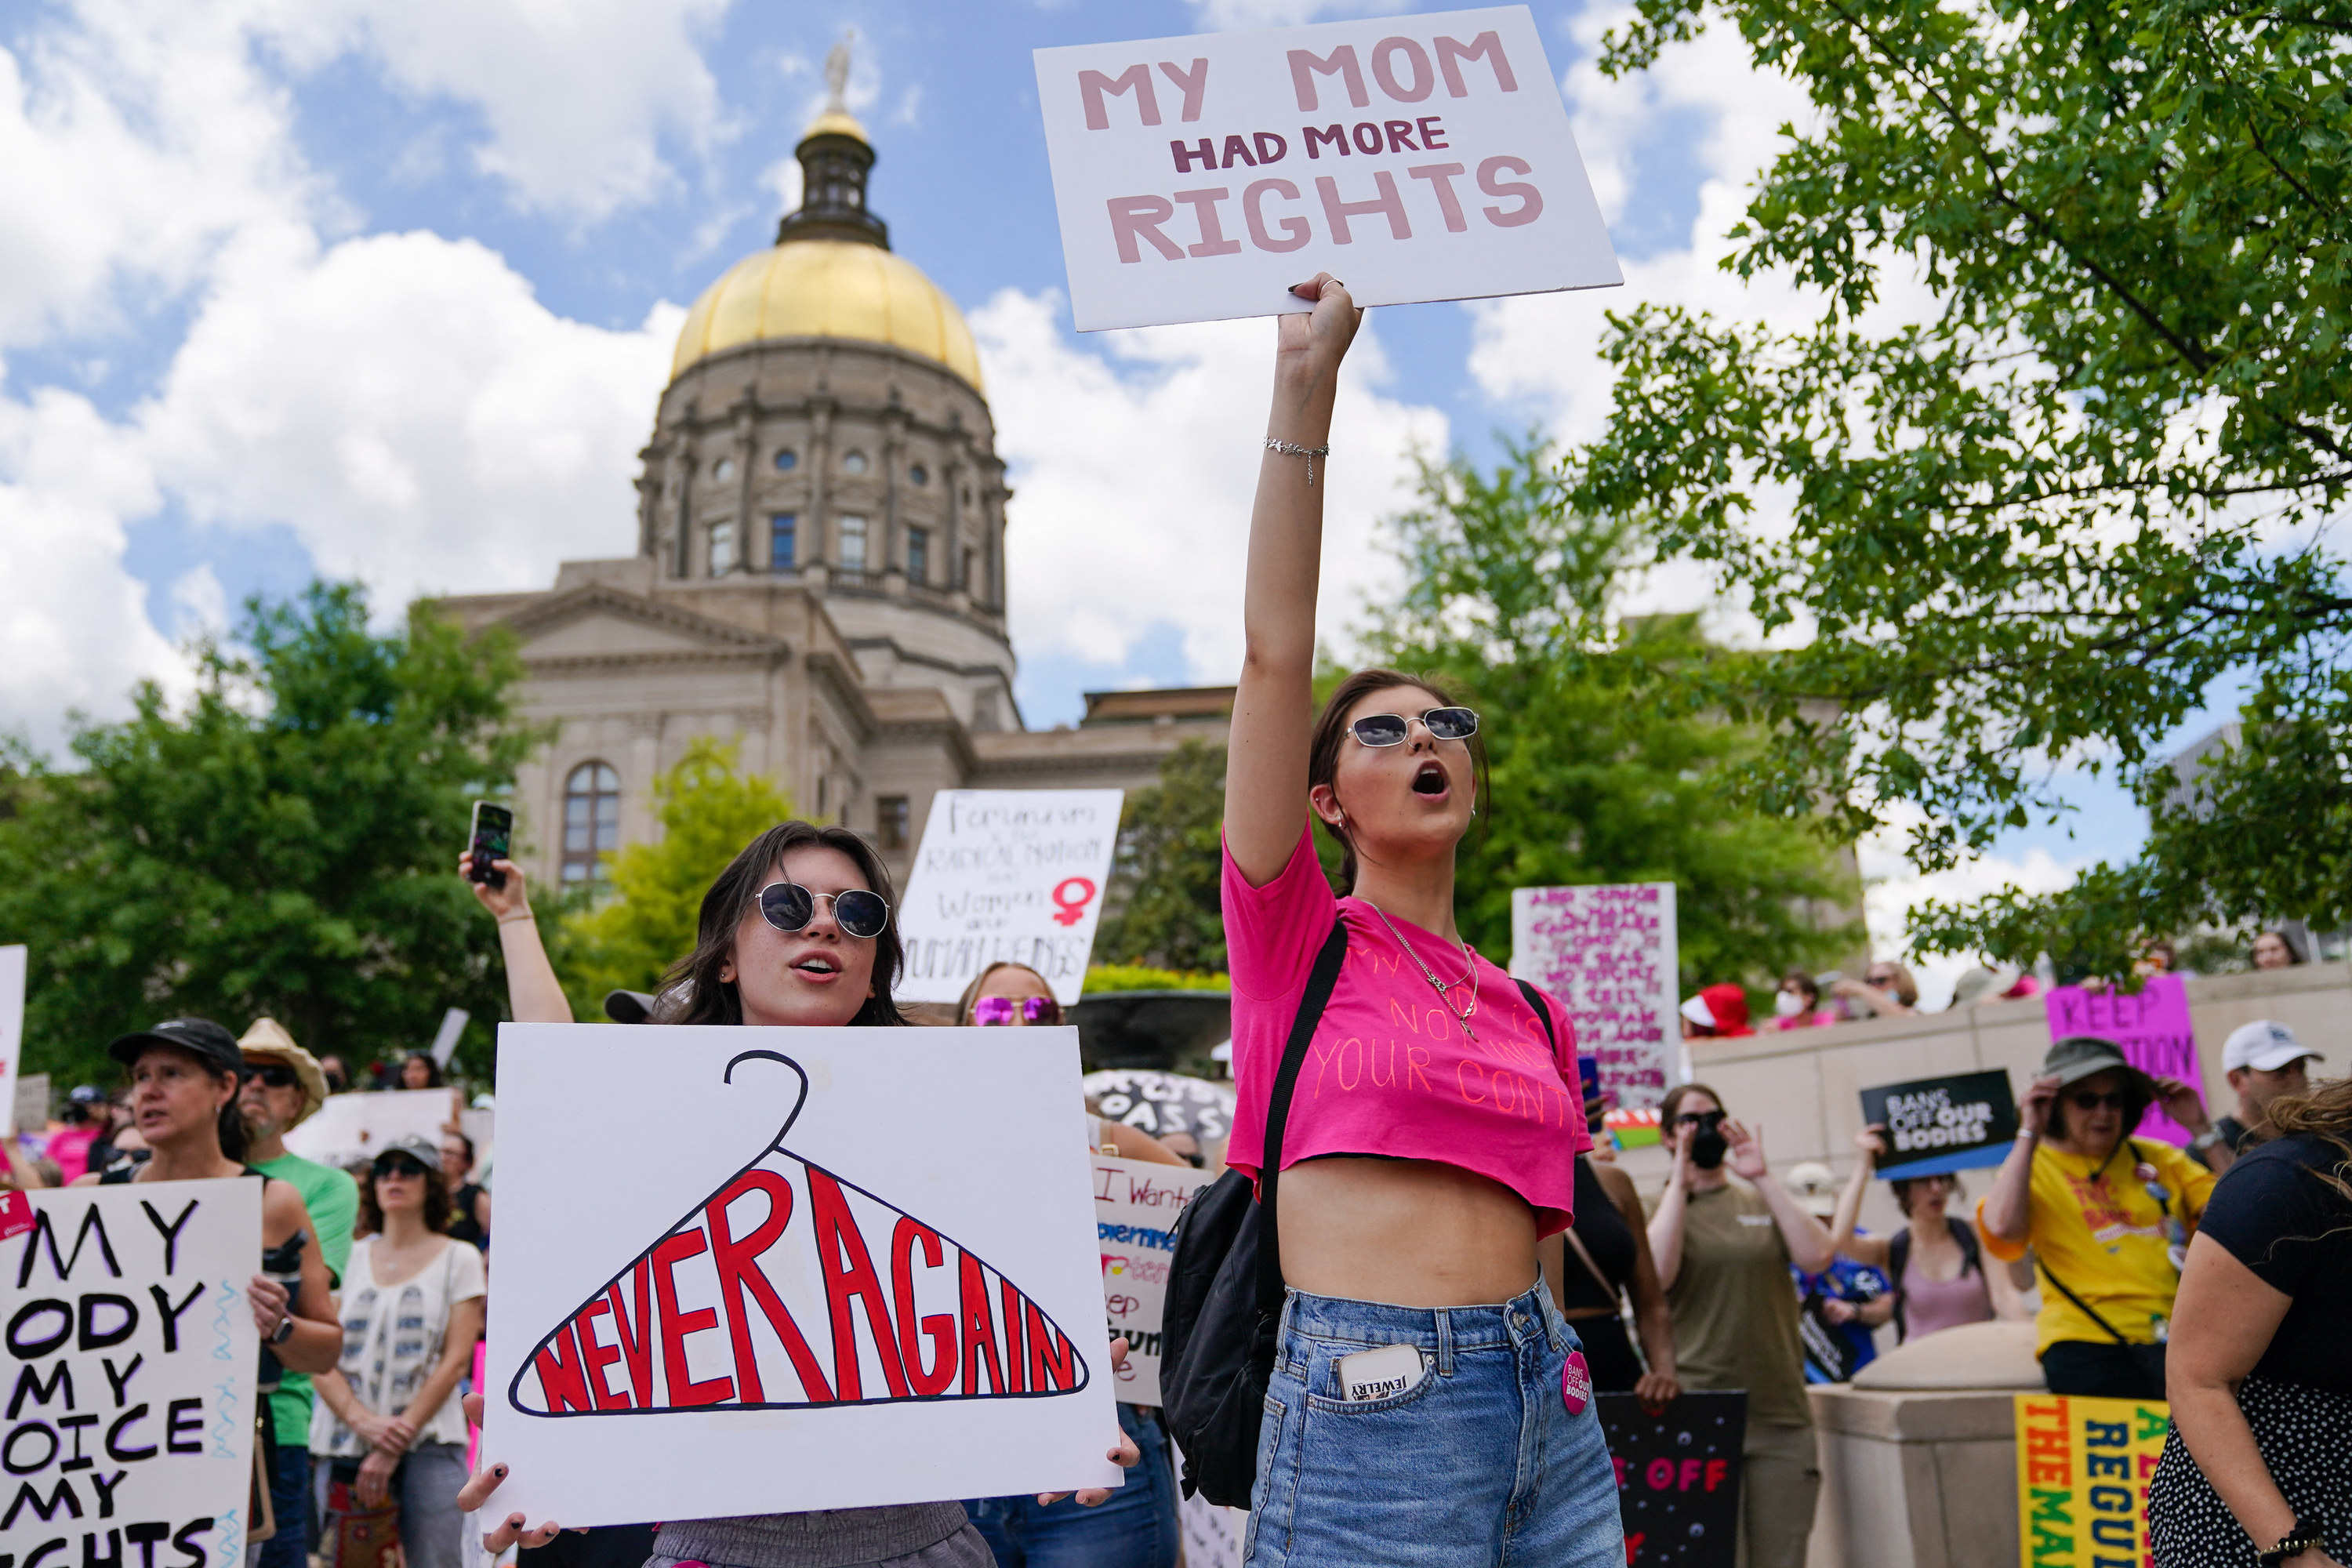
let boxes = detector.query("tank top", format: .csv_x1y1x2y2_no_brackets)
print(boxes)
1896,1224,1994,1341
105,1164,307,1386
1557,1156,1638,1312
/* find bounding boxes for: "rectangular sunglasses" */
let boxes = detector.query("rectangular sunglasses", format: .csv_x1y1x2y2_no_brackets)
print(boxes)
757,881,891,940
974,995,1062,1026
1350,706,1479,746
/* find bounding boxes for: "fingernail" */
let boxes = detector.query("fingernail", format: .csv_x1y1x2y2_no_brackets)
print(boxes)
495,1466,507,1477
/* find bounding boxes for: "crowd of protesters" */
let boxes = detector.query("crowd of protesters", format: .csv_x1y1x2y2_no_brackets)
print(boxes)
3,274,2346,1568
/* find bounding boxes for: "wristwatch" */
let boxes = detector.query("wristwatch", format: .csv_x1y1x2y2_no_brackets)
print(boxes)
2191,1127,2229,1152
270,1314,296,1345
2260,1523,2325,1566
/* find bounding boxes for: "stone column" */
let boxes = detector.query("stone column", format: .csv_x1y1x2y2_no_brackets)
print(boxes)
881,401,909,595
805,398,835,588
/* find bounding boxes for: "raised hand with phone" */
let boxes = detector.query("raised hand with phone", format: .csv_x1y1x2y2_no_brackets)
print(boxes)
457,803,572,1025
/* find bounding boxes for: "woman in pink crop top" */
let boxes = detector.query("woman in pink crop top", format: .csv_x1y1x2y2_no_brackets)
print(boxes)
1220,274,1621,1567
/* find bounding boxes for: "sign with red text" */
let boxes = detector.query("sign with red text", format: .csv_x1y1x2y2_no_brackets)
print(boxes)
1092,1153,1214,1406
1511,884,1679,1110
2045,975,2204,1145
2012,1393,2168,1568
2,1178,263,1568
897,789,1124,1007
1602,1391,1744,1567
480,1024,1120,1526
1035,5,1618,331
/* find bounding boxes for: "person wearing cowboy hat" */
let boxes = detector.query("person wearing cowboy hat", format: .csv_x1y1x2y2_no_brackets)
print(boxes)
241,1018,362,1568
1980,1035,2220,1399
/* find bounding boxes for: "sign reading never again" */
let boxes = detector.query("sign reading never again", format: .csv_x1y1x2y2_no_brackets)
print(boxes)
1858,1069,2020,1179
2,1180,263,1568
1034,5,1619,331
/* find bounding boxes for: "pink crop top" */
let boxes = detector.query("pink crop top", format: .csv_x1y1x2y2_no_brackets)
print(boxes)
1222,827,1589,1236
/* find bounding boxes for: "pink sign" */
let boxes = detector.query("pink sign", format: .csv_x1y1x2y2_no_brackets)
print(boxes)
1510,884,1679,1110
2044,974,2203,1145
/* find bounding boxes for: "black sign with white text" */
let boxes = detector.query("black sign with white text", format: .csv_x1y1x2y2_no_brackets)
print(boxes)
1860,1069,2019,1178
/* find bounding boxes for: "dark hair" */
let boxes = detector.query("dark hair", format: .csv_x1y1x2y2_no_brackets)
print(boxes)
662,821,909,1027
361,1159,452,1236
401,1051,444,1088
2257,928,2307,964
444,1130,475,1165
1307,668,1489,889
956,961,1054,1024
2047,1070,2154,1145
125,1044,250,1163
1782,968,1820,1007
1891,1171,1965,1218
1659,1082,1725,1127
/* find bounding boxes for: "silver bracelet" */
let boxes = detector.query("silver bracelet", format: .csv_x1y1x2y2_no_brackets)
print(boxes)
1263,437,1331,486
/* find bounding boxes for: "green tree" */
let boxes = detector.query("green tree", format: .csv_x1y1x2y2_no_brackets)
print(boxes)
1367,441,1865,988
0,582,543,1086
550,738,794,1018
1094,739,1231,974
1565,0,2352,973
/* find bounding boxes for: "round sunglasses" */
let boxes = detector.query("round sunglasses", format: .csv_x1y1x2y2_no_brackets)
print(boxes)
757,880,891,940
1350,706,1479,747
974,995,1062,1026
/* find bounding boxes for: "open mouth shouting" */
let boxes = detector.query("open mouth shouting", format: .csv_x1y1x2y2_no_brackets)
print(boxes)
1410,760,1452,798
789,952,844,982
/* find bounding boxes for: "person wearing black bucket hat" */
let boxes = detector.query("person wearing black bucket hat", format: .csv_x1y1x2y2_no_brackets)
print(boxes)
1980,1035,2220,1397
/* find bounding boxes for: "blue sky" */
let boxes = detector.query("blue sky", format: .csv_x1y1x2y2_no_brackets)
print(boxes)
0,0,2207,978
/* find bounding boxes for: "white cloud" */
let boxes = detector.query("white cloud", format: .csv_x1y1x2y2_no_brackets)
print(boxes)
974,289,1446,681
169,563,230,637
1858,818,2085,1010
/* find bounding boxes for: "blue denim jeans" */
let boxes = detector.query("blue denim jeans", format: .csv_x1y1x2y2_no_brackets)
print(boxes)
963,1402,1178,1568
251,1440,308,1568
1245,1281,1623,1568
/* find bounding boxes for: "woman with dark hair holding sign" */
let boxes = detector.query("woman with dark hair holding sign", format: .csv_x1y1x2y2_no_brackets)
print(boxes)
456,836,1138,1568
1213,273,1617,1566
1828,1127,2027,1342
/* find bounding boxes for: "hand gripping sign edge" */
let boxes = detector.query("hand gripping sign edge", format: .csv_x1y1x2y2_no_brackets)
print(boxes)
509,1050,1091,1417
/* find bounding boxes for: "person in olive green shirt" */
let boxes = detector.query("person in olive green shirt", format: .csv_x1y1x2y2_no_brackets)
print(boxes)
239,1019,358,1568
1646,1082,1837,1568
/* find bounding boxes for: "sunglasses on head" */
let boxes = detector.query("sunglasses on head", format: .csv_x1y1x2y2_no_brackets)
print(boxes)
2069,1090,2132,1111
1348,707,1479,747
247,1064,299,1090
973,995,1062,1027
757,881,890,940
1672,1109,1726,1131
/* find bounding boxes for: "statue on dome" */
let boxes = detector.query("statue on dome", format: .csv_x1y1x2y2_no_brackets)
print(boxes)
825,34,852,116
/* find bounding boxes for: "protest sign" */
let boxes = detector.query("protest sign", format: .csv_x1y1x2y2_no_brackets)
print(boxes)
1859,1070,2020,1179
2,1178,263,1568
481,1023,1120,1526
1035,5,1619,331
1082,1069,1236,1145
1511,884,1679,1109
1601,1391,1744,1567
1177,1475,1247,1568
15,1076,49,1138
896,789,1123,1005
2013,1393,2169,1568
0,945,23,1145
2045,975,2203,1145
281,1088,452,1169
1092,1152,1213,1406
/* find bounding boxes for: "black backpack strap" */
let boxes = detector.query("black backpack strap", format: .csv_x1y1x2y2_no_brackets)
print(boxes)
1888,1227,1912,1342
1514,979,1558,1054
1256,918,1351,1319
1951,1214,1980,1277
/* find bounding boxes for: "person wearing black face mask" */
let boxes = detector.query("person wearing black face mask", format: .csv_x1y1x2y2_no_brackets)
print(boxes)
1645,1083,1836,1568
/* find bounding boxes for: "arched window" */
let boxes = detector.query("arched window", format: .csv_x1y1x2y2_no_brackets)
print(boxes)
562,762,622,884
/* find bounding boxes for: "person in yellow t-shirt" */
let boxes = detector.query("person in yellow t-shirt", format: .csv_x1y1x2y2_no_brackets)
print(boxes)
1980,1034,2220,1399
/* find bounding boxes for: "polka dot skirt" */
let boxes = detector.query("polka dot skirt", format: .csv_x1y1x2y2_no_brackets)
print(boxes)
2149,1374,2352,1566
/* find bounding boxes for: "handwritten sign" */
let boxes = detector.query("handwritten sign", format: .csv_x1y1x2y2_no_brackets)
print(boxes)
1860,1070,2020,1179
2045,975,2203,1145
2013,1394,2168,1568
1091,1153,1213,1406
1034,5,1619,331
0,946,23,1149
2,1178,263,1568
1510,884,1679,1109
1602,1391,1744,1567
896,790,1123,1006
1082,1069,1236,1145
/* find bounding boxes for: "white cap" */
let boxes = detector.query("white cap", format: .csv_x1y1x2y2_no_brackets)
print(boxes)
1680,995,1716,1029
1784,1161,1838,1218
2224,1020,2320,1074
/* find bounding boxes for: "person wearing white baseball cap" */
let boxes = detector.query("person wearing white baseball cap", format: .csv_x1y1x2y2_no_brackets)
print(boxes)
2192,1021,2327,1174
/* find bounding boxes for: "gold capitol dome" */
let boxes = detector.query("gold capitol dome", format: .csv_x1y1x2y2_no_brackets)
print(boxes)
670,49,983,394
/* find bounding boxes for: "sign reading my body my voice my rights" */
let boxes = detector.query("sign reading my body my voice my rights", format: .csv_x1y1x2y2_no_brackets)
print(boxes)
896,790,1123,1007
1035,6,1620,331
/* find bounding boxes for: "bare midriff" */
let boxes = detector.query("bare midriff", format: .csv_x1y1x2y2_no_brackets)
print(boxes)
1277,1155,1541,1308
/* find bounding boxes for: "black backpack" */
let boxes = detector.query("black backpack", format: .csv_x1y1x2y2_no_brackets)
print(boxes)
1886,1215,1980,1343
1160,920,1558,1506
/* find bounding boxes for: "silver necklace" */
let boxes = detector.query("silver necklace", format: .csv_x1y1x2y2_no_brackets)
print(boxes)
1364,900,1480,1041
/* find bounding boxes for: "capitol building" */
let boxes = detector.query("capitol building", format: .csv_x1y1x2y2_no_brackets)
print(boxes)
443,101,1230,891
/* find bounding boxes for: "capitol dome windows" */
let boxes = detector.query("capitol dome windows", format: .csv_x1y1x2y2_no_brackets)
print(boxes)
907,527,931,583
841,449,869,476
909,463,929,487
561,762,622,884
713,457,735,482
839,514,869,570
774,448,799,471
710,521,738,575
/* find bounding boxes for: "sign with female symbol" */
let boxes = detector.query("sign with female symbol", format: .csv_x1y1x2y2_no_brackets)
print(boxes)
895,791,1124,1005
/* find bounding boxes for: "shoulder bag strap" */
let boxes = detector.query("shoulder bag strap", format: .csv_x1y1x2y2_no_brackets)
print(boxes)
1255,918,1352,1319
1513,979,1558,1054
2035,1257,2134,1345
1950,1215,1981,1276
1518,981,1613,1299
1887,1227,1912,1341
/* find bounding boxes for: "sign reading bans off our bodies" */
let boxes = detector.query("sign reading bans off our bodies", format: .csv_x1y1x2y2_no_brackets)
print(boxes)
1859,1070,2020,1179
1035,6,1619,331
896,790,1123,1007
2,1180,263,1568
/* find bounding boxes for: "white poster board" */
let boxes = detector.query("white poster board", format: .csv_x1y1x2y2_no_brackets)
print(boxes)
1082,1069,1236,1146
1511,883,1679,1110
281,1088,451,1169
1092,1153,1212,1406
896,790,1124,1006
480,1023,1121,1527
1,1178,263,1566
0,945,23,1145
1176,1455,1248,1568
1034,5,1618,331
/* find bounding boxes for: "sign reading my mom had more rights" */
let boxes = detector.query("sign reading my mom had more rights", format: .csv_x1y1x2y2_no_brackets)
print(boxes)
1034,6,1620,331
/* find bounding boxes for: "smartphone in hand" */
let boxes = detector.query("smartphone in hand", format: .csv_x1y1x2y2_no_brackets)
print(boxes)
468,802,515,890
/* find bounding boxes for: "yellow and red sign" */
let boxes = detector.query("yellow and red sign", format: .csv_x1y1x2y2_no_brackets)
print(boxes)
2013,1394,2170,1567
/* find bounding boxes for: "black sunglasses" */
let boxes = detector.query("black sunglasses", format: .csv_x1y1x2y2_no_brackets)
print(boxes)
758,881,891,940
2068,1091,2132,1111
1672,1109,1726,1131
1348,707,1479,747
247,1064,299,1090
374,1156,430,1179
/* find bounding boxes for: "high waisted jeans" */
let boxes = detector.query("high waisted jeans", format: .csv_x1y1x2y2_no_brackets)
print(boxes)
1246,1281,1623,1568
